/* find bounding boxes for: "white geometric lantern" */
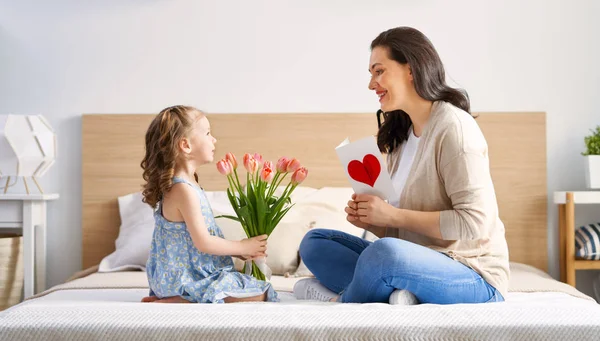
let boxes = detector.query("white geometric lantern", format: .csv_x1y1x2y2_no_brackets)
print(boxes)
0,114,57,194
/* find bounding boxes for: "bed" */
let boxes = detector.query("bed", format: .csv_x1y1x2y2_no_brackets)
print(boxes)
2,111,600,340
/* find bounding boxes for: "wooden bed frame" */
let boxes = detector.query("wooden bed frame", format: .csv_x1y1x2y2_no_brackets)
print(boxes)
82,112,547,272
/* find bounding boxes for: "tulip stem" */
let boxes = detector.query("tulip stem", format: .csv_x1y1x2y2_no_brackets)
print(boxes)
266,172,282,198
233,169,243,194
270,172,289,198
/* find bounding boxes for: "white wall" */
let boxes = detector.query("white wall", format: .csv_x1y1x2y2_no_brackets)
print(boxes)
1,0,599,298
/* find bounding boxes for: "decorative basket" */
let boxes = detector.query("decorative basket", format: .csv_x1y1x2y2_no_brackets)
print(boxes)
0,234,24,310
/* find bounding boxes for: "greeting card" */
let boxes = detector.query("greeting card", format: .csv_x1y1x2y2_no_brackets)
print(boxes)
335,136,397,201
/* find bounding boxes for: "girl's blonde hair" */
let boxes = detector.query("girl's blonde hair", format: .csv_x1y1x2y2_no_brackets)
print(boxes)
140,105,203,208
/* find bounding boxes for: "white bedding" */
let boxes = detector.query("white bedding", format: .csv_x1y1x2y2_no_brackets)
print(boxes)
2,264,600,341
2,288,600,341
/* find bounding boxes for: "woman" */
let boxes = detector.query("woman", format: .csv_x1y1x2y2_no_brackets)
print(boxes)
294,26,509,305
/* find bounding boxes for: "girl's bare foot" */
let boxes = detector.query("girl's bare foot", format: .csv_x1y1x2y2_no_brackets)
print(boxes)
141,296,159,302
154,296,191,303
141,296,190,303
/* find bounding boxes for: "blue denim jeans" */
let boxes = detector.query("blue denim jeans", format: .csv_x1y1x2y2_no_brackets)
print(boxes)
299,228,504,304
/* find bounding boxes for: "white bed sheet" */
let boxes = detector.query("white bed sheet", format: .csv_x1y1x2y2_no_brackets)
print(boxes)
3,287,600,341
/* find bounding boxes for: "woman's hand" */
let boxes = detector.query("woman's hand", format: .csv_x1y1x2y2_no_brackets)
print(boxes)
345,196,371,230
347,193,396,227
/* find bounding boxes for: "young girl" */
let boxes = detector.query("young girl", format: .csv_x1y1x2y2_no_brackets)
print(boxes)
139,105,278,303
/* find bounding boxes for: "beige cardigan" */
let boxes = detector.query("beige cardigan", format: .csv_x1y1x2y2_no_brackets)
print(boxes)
384,100,510,297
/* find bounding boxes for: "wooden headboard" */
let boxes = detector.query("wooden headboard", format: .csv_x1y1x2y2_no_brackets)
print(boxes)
82,112,547,271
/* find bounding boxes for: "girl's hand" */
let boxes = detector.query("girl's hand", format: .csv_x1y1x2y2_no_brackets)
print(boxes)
240,234,268,258
348,193,395,227
235,253,268,261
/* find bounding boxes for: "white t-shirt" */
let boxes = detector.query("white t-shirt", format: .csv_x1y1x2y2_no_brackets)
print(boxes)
389,126,420,208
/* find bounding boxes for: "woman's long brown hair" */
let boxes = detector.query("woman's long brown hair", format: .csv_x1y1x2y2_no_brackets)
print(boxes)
371,27,473,154
140,105,202,208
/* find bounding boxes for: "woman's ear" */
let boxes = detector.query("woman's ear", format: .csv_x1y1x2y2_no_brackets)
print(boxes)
407,65,414,82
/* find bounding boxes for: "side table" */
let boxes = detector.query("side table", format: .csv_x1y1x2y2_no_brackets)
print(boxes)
554,191,600,287
0,193,59,298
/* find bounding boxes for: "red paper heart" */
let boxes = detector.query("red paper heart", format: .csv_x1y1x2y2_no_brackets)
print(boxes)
347,154,381,187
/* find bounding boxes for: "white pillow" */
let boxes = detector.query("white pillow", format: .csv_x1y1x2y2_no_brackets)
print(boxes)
98,191,155,272
296,187,367,238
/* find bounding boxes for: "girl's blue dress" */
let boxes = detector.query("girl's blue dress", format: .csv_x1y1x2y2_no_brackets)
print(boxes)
146,176,278,303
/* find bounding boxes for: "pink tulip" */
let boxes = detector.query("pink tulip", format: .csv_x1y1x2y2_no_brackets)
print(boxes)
260,166,275,183
286,158,301,173
276,157,289,173
225,152,237,169
216,159,233,176
248,159,258,174
263,160,273,171
243,153,258,174
253,153,264,167
291,167,308,185
243,153,252,169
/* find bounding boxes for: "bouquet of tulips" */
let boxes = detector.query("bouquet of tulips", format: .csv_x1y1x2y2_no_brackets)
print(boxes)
216,152,308,281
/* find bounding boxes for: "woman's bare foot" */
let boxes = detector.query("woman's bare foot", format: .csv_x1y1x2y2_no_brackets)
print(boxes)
223,292,267,303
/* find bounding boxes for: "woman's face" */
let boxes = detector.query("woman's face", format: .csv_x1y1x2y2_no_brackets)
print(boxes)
368,46,413,112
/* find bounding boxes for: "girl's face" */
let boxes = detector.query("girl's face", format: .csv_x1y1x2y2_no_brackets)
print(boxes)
368,46,414,113
185,114,217,166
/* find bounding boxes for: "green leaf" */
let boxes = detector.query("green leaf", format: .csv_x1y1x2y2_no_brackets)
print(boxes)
233,168,243,193
214,214,240,222
266,173,279,198
269,204,294,234
237,205,252,228
245,184,259,236
226,188,238,208
262,184,299,234
256,189,266,235
268,192,292,220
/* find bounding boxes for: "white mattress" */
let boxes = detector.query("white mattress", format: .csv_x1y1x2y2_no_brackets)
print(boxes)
3,288,600,340
2,265,600,341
